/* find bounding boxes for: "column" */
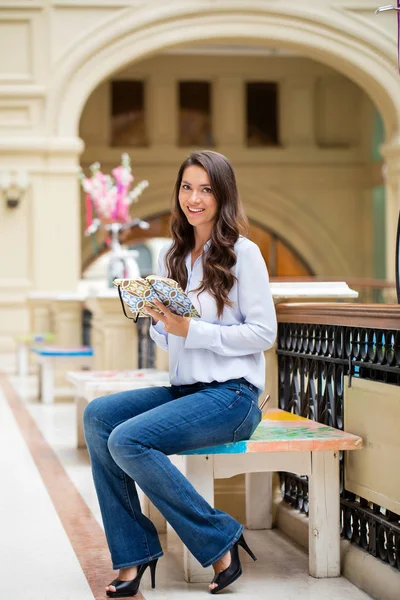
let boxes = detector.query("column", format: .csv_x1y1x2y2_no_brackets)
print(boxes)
50,294,85,387
381,142,400,285
148,75,177,146
213,76,244,147
51,295,84,347
27,293,53,335
280,75,316,147
87,291,138,370
31,154,82,292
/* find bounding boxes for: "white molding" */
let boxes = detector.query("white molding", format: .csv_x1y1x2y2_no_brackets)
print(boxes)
0,295,28,306
271,281,358,301
0,277,31,289
0,136,84,153
165,44,299,57
0,4,43,11
80,145,363,166
0,85,46,97
51,0,137,6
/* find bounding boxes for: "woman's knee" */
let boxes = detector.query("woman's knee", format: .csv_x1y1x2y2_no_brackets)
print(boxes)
83,396,112,442
108,423,144,464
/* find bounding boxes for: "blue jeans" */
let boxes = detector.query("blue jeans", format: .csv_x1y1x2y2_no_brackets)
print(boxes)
83,377,262,570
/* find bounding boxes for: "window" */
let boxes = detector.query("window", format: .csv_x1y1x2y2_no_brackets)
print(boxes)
111,80,147,147
246,82,279,147
179,81,213,147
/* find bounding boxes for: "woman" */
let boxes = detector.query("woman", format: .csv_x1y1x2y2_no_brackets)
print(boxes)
83,150,277,597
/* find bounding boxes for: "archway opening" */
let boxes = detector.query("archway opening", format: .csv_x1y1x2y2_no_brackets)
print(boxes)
79,42,385,280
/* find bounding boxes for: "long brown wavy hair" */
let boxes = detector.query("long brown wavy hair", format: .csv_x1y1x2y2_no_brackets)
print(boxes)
165,150,249,318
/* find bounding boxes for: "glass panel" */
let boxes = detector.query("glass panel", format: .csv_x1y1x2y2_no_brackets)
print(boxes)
128,243,153,277
247,222,312,276
276,239,311,276
179,81,213,147
111,80,147,147
246,82,279,147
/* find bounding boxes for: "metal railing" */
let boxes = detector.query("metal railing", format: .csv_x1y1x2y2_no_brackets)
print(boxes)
276,304,400,571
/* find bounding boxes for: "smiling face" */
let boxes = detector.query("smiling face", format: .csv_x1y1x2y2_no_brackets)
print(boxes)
178,165,218,237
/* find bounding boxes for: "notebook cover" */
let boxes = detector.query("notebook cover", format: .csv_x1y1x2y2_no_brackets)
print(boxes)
114,277,200,318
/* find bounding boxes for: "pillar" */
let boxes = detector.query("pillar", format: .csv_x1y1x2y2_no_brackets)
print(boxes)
381,142,400,285
86,291,138,370
213,76,244,147
50,294,85,386
51,295,84,347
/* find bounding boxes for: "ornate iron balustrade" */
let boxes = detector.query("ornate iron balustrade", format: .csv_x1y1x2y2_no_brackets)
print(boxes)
276,303,400,572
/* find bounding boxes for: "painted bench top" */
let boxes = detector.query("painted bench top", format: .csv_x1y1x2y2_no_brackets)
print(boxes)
31,346,94,357
67,369,168,383
181,409,362,455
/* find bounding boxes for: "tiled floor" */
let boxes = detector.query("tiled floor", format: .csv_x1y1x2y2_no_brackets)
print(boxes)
0,353,372,600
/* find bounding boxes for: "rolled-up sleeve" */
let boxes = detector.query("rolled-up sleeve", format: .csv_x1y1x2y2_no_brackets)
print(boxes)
184,243,276,356
149,244,170,352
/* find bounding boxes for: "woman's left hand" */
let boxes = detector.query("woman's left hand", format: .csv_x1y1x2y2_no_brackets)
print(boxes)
145,299,191,338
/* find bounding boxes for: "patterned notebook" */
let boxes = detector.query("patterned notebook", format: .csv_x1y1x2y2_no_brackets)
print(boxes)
114,276,201,320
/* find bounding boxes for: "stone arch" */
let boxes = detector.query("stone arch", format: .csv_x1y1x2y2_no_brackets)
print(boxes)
47,1,400,139
238,184,350,276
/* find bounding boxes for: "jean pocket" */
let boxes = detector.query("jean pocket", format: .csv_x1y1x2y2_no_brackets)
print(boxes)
233,401,262,443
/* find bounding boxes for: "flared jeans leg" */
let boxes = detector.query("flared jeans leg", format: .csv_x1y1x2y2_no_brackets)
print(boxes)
107,381,261,568
84,379,261,569
83,386,175,568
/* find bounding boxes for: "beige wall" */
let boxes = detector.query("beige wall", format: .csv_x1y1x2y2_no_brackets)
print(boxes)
1,0,400,349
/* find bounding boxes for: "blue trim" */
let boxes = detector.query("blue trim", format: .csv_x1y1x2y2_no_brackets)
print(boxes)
31,347,94,357
179,441,248,455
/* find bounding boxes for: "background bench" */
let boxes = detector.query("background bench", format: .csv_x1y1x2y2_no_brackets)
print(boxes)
32,346,94,404
15,333,54,378
67,368,170,447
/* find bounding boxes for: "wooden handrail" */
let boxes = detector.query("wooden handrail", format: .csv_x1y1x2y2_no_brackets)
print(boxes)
276,303,400,329
270,277,396,289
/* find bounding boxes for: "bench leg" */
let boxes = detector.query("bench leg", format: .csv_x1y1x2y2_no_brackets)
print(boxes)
76,395,88,449
141,495,167,534
41,360,54,404
17,343,29,378
308,450,340,577
245,472,273,529
180,455,214,583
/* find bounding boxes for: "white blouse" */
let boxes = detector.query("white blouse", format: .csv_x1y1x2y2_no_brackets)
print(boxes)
149,236,277,394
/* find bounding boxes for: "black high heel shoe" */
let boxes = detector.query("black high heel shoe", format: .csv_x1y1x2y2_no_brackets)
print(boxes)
106,558,158,598
209,534,257,595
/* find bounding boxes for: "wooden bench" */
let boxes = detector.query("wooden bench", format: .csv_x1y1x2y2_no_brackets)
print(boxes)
31,346,94,404
65,375,362,584
171,409,362,583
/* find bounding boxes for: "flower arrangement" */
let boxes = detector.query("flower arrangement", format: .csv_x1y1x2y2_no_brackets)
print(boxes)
78,153,149,235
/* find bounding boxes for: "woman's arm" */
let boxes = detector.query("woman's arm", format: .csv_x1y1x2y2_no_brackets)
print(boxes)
184,243,277,356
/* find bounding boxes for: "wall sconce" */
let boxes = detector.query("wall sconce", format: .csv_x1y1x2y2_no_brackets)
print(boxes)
0,170,29,208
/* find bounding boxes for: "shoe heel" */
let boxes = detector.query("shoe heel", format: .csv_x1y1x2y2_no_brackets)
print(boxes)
238,535,257,561
149,559,158,589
